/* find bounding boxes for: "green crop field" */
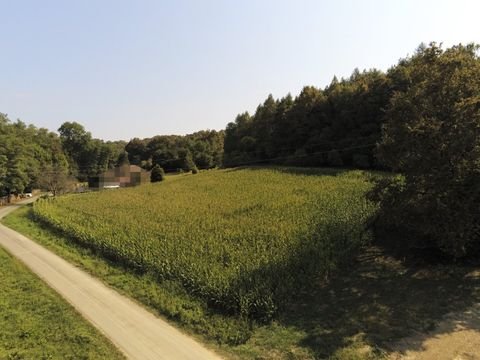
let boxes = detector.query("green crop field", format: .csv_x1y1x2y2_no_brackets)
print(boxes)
32,167,376,320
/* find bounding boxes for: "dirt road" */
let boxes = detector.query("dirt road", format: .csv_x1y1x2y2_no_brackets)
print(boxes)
0,201,221,360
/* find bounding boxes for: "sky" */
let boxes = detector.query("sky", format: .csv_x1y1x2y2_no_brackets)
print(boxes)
1,0,479,141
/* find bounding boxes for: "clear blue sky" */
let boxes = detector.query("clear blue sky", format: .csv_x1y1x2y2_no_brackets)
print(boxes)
1,0,479,141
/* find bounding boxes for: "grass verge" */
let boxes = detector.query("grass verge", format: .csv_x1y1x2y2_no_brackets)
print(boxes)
0,244,124,360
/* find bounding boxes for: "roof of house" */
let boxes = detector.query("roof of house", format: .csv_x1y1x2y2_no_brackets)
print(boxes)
128,165,143,172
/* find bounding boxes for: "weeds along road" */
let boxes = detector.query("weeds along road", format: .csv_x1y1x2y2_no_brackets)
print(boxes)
0,200,222,360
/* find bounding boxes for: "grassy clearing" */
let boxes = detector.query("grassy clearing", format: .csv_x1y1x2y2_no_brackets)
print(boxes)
0,246,124,360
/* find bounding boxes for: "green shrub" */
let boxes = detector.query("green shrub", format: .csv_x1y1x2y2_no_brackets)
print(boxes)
150,165,165,183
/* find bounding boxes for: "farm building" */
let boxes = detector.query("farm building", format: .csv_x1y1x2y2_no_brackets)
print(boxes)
89,165,150,189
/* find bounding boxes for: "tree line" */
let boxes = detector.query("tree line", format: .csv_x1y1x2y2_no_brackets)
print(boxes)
0,114,68,198
0,119,129,197
223,69,390,168
0,117,224,198
124,130,224,172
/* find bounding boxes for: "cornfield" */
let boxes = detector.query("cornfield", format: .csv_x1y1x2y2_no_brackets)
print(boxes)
33,168,376,320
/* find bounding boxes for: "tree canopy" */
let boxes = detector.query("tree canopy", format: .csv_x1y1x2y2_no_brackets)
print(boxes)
125,130,224,172
0,114,69,197
58,121,126,181
223,70,390,168
371,43,480,258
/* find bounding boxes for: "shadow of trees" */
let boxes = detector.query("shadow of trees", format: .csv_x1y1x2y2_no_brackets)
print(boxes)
274,246,480,358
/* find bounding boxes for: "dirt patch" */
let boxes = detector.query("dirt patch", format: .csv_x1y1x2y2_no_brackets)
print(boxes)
280,246,480,358
389,302,480,360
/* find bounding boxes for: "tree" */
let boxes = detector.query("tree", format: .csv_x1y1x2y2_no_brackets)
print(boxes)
371,43,480,258
327,149,343,167
150,165,165,182
58,121,92,158
0,154,7,190
58,122,92,181
58,122,122,181
0,114,72,200
38,164,72,196
222,73,389,169
172,148,195,172
125,138,147,165
116,151,130,166
4,159,28,196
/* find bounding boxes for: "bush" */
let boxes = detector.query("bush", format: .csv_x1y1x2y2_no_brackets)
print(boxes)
150,165,165,183
192,166,199,174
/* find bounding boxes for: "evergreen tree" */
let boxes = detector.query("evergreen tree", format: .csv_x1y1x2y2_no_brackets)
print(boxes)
150,164,165,182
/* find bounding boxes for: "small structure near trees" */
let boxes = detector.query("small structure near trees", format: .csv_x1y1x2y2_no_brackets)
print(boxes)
89,165,150,189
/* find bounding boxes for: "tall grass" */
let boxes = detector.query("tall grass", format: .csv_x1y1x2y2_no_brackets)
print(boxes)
33,168,375,320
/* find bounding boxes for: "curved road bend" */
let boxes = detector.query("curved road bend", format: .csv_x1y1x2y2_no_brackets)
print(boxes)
0,200,221,360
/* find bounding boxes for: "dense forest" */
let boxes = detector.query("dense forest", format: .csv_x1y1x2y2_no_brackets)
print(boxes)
223,43,477,169
0,119,126,197
0,116,224,198
0,113,69,197
57,122,127,182
124,130,224,172
224,72,389,168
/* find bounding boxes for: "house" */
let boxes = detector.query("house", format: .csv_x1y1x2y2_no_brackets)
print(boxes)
89,165,150,189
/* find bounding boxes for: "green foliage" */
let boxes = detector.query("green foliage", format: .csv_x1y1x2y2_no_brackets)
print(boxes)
371,43,480,258
116,151,130,166
223,71,389,168
9,206,480,359
32,168,375,320
0,114,69,198
58,121,126,181
192,166,199,174
150,165,165,182
126,130,224,172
